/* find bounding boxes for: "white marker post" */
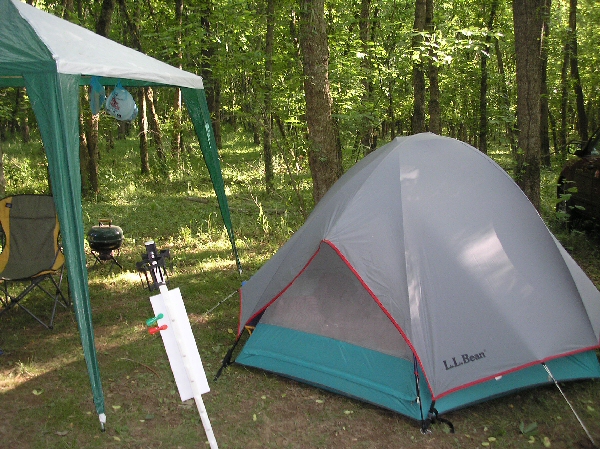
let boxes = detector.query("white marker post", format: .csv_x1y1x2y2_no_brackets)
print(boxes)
142,241,218,449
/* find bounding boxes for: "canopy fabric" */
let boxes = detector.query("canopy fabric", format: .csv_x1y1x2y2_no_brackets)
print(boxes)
0,0,240,427
2,0,204,88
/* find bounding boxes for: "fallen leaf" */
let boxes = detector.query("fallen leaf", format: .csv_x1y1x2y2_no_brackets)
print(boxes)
488,437,497,442
482,442,490,447
113,436,121,441
528,436,536,444
587,405,595,412
316,399,324,404
252,414,257,421
112,405,121,411
55,431,68,436
32,389,43,396
344,410,353,415
542,436,551,447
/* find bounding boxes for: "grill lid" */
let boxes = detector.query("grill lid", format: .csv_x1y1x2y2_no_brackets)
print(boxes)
88,219,123,252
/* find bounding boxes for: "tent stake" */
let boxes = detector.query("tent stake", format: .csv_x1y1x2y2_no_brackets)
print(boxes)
542,363,597,448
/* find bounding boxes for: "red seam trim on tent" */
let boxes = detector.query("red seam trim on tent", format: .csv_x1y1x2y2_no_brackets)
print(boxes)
321,239,434,394
237,288,243,336
432,344,600,401
240,246,323,335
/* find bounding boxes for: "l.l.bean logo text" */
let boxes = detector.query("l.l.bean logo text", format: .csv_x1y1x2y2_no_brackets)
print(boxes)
443,350,486,370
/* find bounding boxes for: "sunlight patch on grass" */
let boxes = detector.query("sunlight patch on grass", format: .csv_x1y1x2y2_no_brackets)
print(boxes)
0,351,86,392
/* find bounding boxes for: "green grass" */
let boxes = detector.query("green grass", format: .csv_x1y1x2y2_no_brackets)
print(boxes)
0,130,599,448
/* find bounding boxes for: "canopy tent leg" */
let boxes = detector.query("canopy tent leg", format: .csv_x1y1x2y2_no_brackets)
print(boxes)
25,72,107,428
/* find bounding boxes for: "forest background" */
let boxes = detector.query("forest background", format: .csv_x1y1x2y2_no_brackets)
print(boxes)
0,0,598,212
1,1,600,447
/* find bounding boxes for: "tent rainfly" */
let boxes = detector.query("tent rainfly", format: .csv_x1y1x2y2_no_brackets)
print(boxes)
232,133,600,431
0,0,240,429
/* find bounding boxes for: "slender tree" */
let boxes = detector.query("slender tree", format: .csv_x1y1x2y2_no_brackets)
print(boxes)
359,0,377,153
138,90,150,174
478,0,498,154
263,0,275,192
426,0,440,134
172,0,184,158
411,0,427,134
540,0,551,167
83,0,116,195
568,0,588,142
0,139,5,197
298,0,342,203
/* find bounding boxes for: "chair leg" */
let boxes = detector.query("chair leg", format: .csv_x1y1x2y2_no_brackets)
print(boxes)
0,273,69,329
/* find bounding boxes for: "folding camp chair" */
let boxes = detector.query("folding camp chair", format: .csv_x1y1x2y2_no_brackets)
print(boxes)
0,195,69,329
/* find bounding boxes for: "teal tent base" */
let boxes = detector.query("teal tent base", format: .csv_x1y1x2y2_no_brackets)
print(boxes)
237,323,424,420
237,324,600,424
436,349,600,415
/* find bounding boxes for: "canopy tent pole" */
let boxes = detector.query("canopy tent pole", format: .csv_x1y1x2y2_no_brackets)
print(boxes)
181,87,242,274
25,72,106,429
542,363,597,448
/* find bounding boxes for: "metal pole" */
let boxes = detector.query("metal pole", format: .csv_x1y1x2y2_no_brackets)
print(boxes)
542,363,597,448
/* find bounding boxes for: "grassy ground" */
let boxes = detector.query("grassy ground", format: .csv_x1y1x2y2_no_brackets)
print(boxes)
0,131,599,448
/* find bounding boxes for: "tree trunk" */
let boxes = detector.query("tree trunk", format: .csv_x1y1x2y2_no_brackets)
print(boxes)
559,42,569,155
540,0,551,167
478,0,497,154
83,0,115,194
426,0,440,135
0,140,6,198
513,0,544,211
96,0,115,37
138,89,150,175
359,0,377,153
87,114,100,194
145,87,165,163
200,0,222,147
79,114,89,193
495,38,517,155
299,0,343,204
568,0,588,142
263,0,275,192
172,0,184,158
411,0,426,134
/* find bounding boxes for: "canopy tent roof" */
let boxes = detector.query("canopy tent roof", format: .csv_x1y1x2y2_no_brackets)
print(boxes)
0,0,240,429
1,0,203,88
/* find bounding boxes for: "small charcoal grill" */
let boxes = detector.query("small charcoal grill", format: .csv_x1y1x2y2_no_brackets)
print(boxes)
88,219,124,269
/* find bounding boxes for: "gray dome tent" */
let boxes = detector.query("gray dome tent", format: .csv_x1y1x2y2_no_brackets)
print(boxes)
234,133,600,428
0,0,240,428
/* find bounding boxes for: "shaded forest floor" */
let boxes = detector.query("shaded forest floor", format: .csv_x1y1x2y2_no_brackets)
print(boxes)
0,132,599,448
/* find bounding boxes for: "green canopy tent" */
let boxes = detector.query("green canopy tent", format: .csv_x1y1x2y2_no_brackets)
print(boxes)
0,0,241,429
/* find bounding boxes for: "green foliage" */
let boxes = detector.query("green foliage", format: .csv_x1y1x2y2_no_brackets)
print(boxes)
519,421,538,435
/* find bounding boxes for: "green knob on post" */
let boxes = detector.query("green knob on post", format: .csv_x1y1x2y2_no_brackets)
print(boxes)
146,313,164,327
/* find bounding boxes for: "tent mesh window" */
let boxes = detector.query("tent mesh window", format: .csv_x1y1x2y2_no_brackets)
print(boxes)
261,243,412,360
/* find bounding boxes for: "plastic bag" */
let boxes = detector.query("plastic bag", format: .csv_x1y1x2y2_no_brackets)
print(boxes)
105,81,138,122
